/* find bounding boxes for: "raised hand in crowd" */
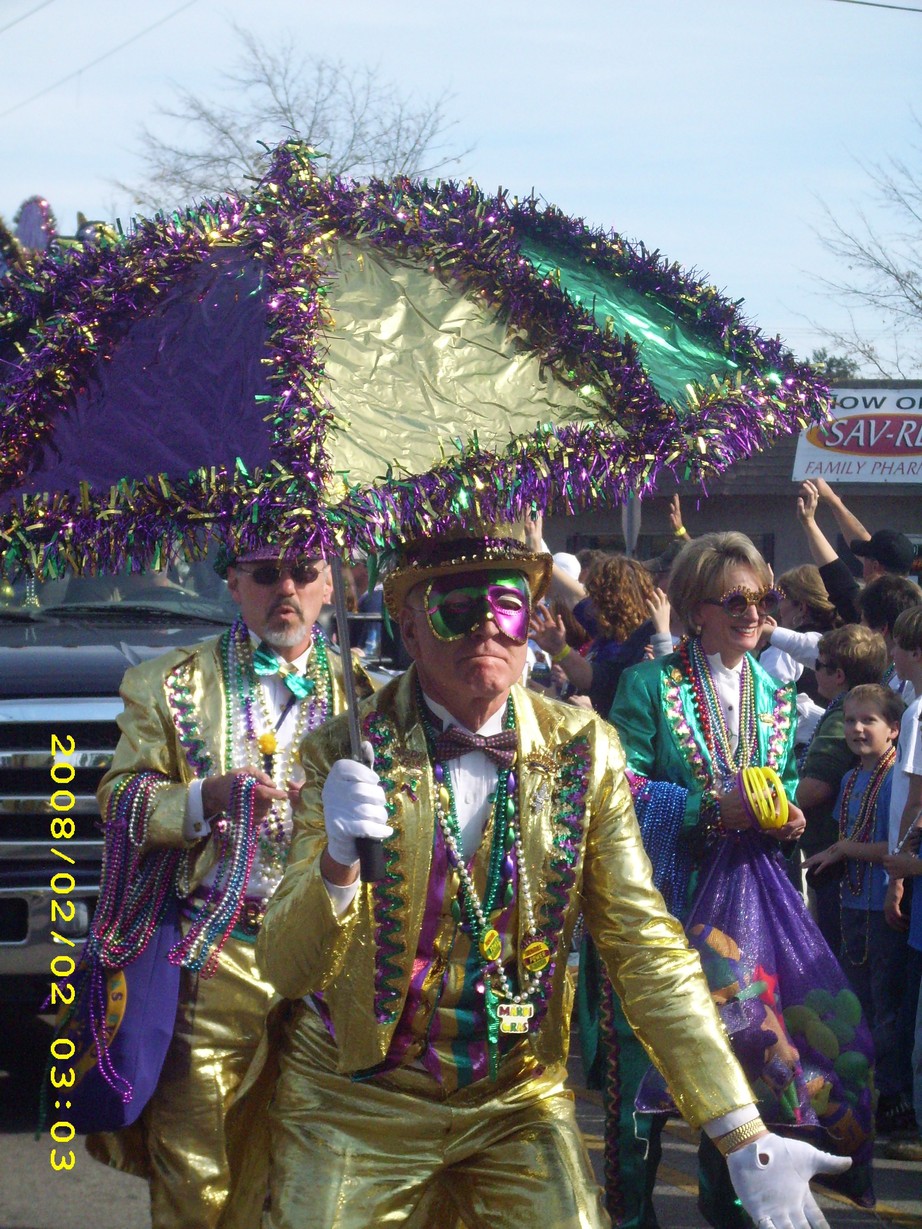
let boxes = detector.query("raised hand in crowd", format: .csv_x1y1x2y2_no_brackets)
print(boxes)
797,480,838,568
812,477,872,543
523,509,544,554
646,586,671,637
530,600,593,694
797,480,820,527
530,599,568,658
667,492,687,538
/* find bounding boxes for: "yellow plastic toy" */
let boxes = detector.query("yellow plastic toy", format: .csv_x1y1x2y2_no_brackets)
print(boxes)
738,765,789,829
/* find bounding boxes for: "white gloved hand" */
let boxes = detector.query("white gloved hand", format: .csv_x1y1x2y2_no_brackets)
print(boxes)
321,750,392,868
726,1133,851,1228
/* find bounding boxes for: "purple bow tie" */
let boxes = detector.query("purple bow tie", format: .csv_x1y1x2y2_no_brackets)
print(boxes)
434,725,518,769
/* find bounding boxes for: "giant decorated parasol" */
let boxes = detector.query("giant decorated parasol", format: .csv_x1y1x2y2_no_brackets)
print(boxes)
1,140,829,583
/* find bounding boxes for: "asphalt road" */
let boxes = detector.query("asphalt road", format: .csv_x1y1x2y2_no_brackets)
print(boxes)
1,1009,919,1229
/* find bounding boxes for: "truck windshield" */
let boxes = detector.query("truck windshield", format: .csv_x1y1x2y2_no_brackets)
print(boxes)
1,557,237,624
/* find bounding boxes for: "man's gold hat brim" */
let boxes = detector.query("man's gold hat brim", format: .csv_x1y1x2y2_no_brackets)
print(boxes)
383,525,552,619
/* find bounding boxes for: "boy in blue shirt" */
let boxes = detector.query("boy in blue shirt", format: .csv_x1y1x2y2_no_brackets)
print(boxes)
804,683,908,1132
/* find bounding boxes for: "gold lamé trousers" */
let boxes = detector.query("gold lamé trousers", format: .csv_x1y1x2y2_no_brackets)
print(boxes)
266,1006,608,1229
89,931,275,1229
148,933,275,1228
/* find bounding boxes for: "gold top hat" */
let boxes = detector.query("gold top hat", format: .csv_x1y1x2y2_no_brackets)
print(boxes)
383,520,553,619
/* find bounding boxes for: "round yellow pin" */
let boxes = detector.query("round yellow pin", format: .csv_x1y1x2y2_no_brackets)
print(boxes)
479,928,502,962
522,939,551,972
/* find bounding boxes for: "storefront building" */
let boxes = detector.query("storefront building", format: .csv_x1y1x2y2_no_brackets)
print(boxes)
546,380,922,576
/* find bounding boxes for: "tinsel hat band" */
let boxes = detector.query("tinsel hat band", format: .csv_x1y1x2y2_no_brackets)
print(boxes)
383,520,552,618
213,541,327,578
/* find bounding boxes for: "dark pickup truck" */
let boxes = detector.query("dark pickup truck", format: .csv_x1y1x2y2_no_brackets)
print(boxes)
0,562,394,1009
0,565,235,1007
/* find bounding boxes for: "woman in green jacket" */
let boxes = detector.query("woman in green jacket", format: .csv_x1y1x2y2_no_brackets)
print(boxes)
599,532,875,1227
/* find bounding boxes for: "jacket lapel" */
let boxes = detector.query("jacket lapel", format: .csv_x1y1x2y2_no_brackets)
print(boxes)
367,669,437,960
164,635,227,780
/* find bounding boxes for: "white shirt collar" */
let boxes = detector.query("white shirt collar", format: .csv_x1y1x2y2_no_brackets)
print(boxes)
706,649,742,679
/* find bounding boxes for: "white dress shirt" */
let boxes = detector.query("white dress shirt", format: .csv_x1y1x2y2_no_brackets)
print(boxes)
423,692,505,862
706,651,743,756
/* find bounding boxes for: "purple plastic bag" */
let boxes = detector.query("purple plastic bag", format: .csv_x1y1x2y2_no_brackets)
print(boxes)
637,831,876,1208
49,895,181,1134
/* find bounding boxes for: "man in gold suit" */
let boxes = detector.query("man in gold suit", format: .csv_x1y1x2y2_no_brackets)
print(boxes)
89,546,371,1229
257,523,850,1229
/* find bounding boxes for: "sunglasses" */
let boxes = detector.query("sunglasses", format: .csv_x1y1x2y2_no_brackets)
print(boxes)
815,659,838,673
423,573,532,644
702,586,784,621
236,560,322,587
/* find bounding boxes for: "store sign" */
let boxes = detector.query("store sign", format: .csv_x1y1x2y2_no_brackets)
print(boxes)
792,388,922,483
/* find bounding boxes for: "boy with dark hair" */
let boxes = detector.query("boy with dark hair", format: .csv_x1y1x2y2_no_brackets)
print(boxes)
804,683,909,1134
858,575,922,701
797,625,889,953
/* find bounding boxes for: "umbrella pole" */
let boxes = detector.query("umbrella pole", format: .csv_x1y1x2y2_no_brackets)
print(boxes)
621,490,642,559
329,554,386,880
330,554,363,759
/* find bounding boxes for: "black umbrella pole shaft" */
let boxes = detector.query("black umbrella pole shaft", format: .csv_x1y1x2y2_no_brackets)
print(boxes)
329,556,386,882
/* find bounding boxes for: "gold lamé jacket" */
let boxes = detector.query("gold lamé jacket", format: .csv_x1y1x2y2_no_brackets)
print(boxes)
96,627,371,886
257,667,754,1128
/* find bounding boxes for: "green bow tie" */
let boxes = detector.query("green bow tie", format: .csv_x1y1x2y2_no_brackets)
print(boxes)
252,642,314,700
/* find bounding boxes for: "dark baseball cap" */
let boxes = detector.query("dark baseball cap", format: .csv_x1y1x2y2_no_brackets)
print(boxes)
850,529,916,575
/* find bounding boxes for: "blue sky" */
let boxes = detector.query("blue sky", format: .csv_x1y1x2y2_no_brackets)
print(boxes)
2,0,921,367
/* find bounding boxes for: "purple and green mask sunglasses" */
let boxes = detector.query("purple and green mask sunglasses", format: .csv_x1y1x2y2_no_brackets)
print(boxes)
422,571,532,644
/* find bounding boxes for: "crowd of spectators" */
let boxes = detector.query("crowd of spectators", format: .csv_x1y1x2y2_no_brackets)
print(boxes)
523,483,922,1169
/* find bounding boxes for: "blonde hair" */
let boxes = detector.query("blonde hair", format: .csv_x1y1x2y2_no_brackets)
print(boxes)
668,532,771,634
776,564,838,630
818,624,888,688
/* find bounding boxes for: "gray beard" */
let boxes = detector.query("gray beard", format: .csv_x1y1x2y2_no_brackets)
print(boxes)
262,620,309,650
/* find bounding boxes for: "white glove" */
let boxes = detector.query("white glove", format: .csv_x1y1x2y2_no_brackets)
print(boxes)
726,1133,851,1228
321,751,392,868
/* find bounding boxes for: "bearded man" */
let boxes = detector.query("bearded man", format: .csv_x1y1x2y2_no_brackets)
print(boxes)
88,546,371,1228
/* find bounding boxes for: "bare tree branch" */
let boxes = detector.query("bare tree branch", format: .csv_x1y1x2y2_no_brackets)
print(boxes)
117,28,472,212
812,119,922,375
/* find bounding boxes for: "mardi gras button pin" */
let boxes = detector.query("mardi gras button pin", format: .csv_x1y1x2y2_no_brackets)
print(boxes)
522,939,551,972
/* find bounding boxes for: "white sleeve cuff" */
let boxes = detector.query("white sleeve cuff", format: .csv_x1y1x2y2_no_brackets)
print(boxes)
649,631,676,659
182,778,210,841
323,876,360,916
703,1105,759,1139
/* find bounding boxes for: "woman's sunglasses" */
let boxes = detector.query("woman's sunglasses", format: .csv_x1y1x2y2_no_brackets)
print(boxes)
423,574,532,644
702,586,785,621
235,560,322,587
